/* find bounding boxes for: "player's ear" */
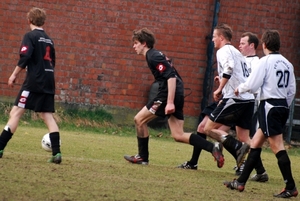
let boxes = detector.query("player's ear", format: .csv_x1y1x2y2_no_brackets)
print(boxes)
220,34,225,41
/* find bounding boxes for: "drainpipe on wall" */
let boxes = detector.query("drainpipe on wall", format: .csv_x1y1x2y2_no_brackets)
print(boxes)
200,0,220,122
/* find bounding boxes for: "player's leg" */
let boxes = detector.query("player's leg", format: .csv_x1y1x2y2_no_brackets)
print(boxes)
37,93,62,164
124,106,157,164
232,126,250,175
270,134,298,198
249,127,268,182
205,119,247,167
205,99,252,168
235,127,251,145
177,116,208,169
260,99,297,197
178,103,224,169
0,89,29,158
40,112,62,164
0,106,26,157
168,115,224,168
224,128,265,191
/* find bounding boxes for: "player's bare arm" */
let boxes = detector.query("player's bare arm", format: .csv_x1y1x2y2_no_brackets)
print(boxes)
213,77,228,101
214,76,220,85
8,66,23,87
165,77,176,114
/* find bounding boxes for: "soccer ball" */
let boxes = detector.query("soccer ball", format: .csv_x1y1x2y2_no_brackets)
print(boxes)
41,133,52,152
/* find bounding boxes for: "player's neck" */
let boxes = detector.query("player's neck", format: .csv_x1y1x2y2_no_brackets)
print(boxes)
263,48,273,55
30,24,43,31
220,41,231,48
246,51,257,57
142,47,151,57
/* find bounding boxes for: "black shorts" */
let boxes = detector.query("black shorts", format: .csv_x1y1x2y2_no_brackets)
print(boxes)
258,99,289,136
201,102,218,117
146,92,184,120
209,98,254,129
14,90,55,113
198,102,217,123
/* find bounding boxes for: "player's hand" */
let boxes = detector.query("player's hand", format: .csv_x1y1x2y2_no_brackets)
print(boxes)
165,103,175,114
8,75,17,87
234,88,239,96
213,88,222,102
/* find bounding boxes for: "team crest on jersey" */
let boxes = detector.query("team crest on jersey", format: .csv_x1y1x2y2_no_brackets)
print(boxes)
20,46,28,54
156,63,166,72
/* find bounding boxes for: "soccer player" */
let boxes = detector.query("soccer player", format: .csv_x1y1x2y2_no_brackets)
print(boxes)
124,28,224,168
178,31,268,180
203,24,255,169
239,31,261,136
224,29,298,198
237,32,268,180
0,7,62,164
177,92,231,169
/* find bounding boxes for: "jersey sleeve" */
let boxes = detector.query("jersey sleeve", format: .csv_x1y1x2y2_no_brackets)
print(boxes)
51,43,56,68
152,52,176,80
217,49,234,78
287,64,296,106
238,58,265,94
17,33,34,68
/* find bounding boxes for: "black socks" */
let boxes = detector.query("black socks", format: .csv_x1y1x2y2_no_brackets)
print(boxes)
238,148,261,183
0,127,13,150
137,136,149,162
49,132,61,156
276,150,296,190
222,135,242,159
189,132,206,165
189,133,213,153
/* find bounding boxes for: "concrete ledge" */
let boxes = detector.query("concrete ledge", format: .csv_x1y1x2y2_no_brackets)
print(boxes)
0,97,198,131
102,105,198,132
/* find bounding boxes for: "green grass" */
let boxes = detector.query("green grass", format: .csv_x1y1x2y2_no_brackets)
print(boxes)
0,103,299,200
0,124,299,201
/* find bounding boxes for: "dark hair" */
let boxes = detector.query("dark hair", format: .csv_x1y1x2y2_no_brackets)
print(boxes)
132,28,156,48
214,23,232,41
27,7,46,26
261,30,280,52
241,32,259,50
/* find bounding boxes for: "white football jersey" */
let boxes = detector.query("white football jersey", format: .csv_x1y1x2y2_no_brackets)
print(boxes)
238,53,296,106
245,55,259,73
216,44,254,100
245,55,260,99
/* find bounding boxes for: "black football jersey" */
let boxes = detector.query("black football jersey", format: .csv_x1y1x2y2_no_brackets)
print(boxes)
17,28,56,94
146,48,184,95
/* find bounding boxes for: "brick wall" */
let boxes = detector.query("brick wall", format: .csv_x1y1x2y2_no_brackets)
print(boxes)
0,0,299,118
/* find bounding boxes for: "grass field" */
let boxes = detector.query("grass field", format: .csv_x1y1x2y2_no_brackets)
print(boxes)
0,123,299,201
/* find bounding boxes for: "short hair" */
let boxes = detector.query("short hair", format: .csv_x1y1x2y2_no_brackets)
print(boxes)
241,32,259,50
261,30,280,52
27,7,46,27
214,23,233,41
132,28,156,48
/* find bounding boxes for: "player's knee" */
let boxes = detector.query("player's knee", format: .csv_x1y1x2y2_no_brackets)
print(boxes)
197,124,205,133
238,136,251,144
173,136,183,143
134,116,141,126
203,127,211,135
172,133,184,142
9,107,24,120
134,115,147,127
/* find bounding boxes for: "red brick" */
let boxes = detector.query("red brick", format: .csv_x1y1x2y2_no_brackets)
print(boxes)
0,0,299,117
